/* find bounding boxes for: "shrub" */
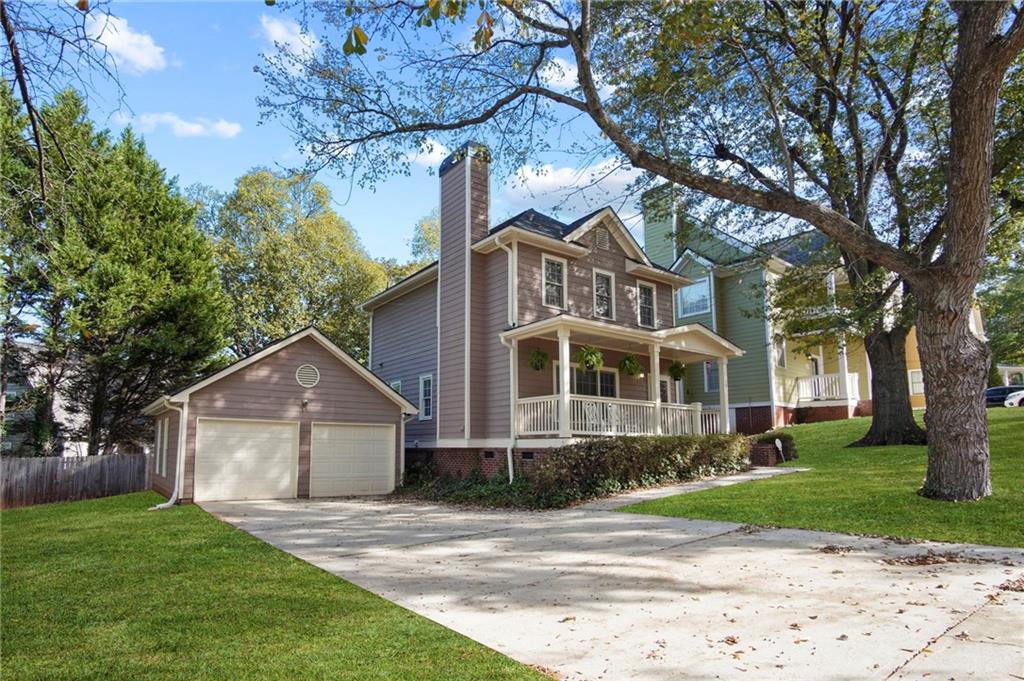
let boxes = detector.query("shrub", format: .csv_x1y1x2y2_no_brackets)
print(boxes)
528,434,751,507
751,430,798,460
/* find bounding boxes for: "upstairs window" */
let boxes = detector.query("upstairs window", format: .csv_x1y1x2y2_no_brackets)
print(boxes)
543,255,566,309
638,282,656,328
677,278,711,317
418,374,433,420
593,270,614,320
773,335,787,368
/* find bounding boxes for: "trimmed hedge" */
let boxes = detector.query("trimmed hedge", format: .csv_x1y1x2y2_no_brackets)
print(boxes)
398,434,751,509
751,430,798,460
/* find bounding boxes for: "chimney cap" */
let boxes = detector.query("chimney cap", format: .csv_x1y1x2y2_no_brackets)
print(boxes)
439,141,491,175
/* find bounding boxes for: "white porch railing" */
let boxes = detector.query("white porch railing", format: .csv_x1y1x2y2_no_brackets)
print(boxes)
516,396,716,437
798,372,860,401
701,409,722,434
517,395,560,435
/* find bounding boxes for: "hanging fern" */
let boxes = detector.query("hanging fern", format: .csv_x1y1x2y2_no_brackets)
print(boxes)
618,353,645,377
668,360,686,381
575,344,604,370
527,348,549,371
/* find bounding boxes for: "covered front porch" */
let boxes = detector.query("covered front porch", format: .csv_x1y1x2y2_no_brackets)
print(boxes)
500,316,744,440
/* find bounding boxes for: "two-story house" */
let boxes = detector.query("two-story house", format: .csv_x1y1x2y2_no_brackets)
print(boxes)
361,144,743,476
642,188,985,431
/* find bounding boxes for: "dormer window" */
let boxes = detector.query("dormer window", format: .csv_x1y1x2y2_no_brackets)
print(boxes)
542,254,566,309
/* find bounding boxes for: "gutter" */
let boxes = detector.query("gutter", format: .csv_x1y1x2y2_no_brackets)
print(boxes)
149,397,188,511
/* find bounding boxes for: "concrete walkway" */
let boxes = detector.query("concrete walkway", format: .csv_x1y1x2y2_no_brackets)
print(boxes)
204,479,1024,681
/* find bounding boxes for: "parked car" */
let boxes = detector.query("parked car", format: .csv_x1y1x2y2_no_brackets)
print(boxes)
986,385,1022,406
1005,390,1024,408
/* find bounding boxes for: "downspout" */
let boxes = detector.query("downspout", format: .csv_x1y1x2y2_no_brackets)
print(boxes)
496,235,517,483
149,397,188,510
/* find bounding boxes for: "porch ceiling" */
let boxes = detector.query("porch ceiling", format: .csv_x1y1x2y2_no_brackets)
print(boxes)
500,315,743,362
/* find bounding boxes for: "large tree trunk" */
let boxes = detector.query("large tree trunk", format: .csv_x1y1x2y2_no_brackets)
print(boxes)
853,327,926,446
915,291,991,500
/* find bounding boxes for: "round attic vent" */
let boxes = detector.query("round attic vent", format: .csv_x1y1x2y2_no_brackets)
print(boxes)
295,364,320,388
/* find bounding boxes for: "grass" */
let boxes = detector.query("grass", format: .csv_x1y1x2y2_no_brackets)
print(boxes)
620,408,1024,548
0,492,543,681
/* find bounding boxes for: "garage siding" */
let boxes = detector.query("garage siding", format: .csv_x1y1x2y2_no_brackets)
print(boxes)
181,336,402,501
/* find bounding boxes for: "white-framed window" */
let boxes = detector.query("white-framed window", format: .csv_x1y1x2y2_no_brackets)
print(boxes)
418,374,433,420
593,269,615,320
908,369,924,395
773,335,787,368
389,380,402,393
675,378,685,403
155,416,169,477
677,278,711,317
704,360,719,392
154,418,163,476
637,281,657,328
542,254,567,309
553,362,618,398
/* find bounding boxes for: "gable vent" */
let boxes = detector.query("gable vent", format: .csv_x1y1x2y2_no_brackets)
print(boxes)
295,364,320,388
595,226,610,250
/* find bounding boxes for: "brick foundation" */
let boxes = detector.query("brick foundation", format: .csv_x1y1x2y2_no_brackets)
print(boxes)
854,400,873,416
733,406,775,434
795,404,854,423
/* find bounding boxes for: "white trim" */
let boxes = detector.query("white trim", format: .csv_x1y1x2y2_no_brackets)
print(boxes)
359,263,438,311
434,438,515,449
511,240,519,324
464,158,472,438
773,335,787,368
552,360,620,398
514,438,577,448
636,279,657,328
908,368,925,396
418,374,434,421
592,268,616,321
471,226,589,258
193,417,300,502
144,328,417,415
389,380,402,392
368,309,374,368
676,277,712,318
541,253,568,310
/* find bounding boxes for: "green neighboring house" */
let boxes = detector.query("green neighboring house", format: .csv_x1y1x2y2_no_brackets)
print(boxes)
643,192,875,433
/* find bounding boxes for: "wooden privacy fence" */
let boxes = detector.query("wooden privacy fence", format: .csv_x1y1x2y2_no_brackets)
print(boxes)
0,453,151,509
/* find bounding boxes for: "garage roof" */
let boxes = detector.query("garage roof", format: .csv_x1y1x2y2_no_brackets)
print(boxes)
143,327,417,415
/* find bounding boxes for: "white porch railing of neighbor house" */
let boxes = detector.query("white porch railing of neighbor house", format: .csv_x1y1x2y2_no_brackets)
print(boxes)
798,372,860,401
516,396,717,437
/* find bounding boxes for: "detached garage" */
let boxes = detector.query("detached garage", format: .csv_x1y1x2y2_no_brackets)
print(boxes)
143,327,417,503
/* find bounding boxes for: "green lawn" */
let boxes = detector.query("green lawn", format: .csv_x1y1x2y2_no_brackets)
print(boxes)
621,408,1024,548
0,492,543,681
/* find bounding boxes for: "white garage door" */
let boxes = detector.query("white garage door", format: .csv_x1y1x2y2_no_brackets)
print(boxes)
310,423,395,497
194,419,298,502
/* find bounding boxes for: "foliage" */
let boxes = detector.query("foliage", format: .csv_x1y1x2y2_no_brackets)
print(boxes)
409,209,440,263
667,361,686,381
401,434,750,509
527,348,549,371
618,353,644,377
2,89,230,455
980,266,1024,367
0,492,543,680
621,410,1024,548
575,344,603,370
206,170,388,360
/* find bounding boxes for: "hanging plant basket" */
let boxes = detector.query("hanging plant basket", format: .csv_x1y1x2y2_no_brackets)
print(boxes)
575,344,604,370
618,353,645,377
668,360,686,381
527,348,549,371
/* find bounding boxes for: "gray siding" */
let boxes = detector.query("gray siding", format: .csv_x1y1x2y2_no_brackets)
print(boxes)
371,278,438,445
517,218,674,330
470,251,510,439
438,159,469,440
180,336,403,501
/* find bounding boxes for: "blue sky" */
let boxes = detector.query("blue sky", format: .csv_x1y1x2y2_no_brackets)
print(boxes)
85,2,644,262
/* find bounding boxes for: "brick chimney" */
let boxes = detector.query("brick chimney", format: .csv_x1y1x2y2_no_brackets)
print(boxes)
436,143,490,442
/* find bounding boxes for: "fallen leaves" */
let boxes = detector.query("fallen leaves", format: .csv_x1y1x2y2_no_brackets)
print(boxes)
881,550,984,566
998,576,1024,592
723,635,739,646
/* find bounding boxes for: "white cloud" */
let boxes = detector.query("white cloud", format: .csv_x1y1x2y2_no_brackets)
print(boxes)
86,14,166,75
406,138,451,168
259,15,318,72
497,158,644,218
127,112,242,139
539,57,578,92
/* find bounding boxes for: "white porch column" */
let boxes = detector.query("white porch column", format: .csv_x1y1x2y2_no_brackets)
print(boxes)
558,328,571,438
717,357,730,434
650,344,662,435
837,334,850,399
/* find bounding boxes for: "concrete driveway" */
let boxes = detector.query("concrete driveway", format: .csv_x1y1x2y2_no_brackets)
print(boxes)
203,487,1024,681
